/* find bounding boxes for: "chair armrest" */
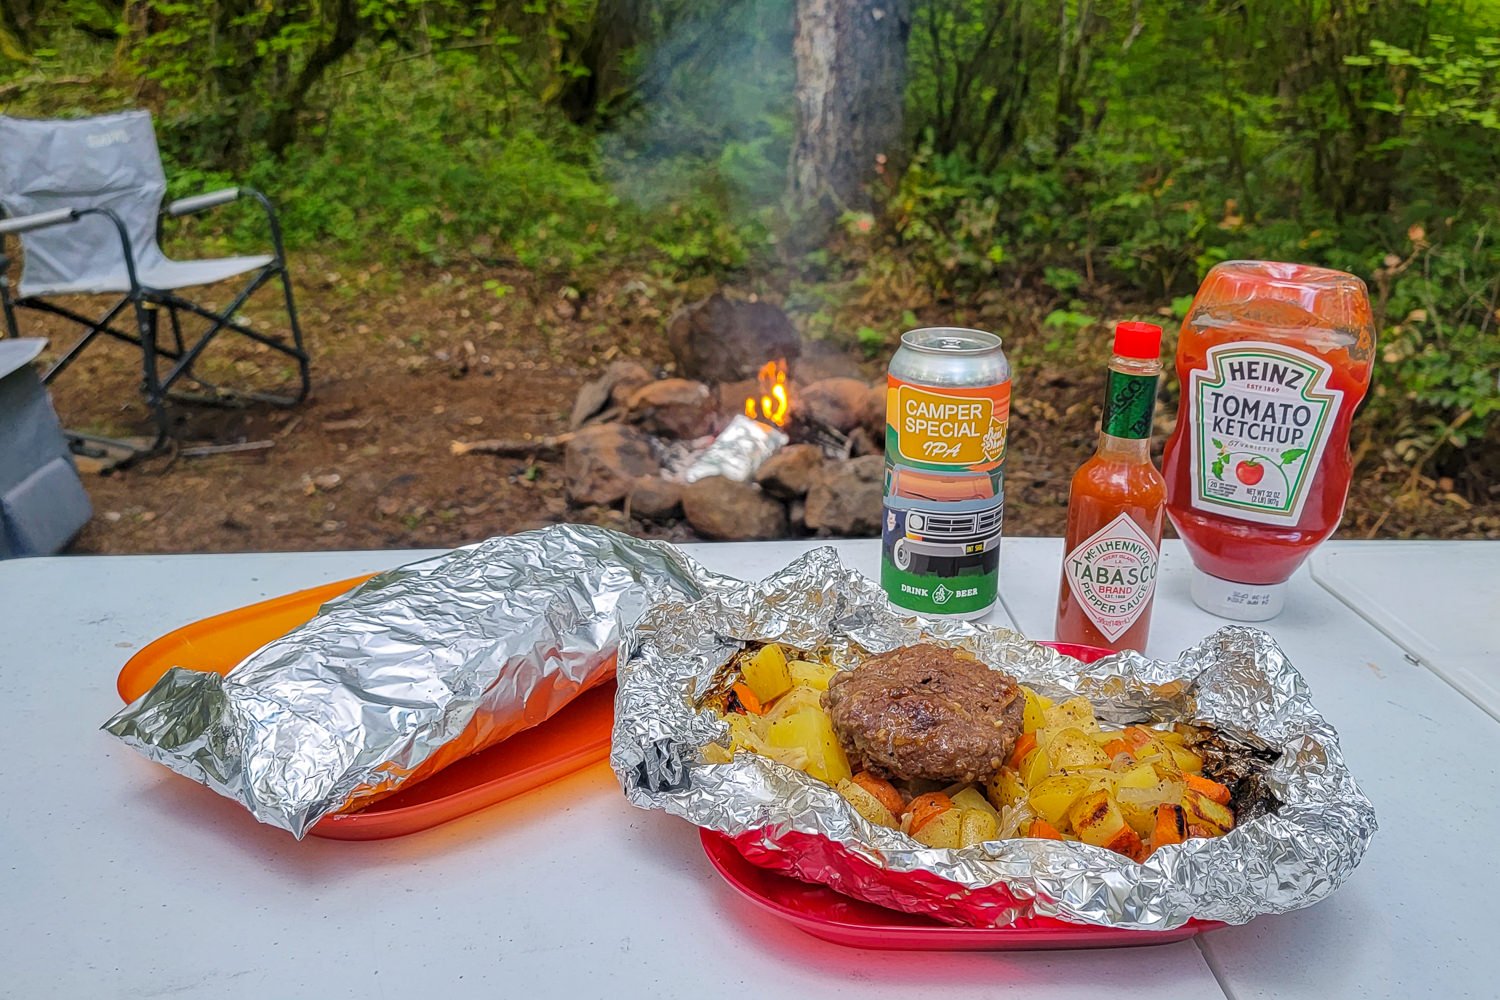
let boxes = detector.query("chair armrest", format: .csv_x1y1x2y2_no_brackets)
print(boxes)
0,208,80,236
160,185,288,265
166,187,242,218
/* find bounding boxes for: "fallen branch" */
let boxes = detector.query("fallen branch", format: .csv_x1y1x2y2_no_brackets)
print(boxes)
451,432,575,458
180,439,276,458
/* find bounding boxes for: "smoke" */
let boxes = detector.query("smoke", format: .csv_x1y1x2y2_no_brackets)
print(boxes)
601,0,796,224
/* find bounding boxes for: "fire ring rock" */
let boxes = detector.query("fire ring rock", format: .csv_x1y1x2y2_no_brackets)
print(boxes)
796,377,872,434
666,293,802,384
754,443,825,499
681,476,788,540
625,378,717,440
628,475,684,521
564,424,661,507
804,455,885,536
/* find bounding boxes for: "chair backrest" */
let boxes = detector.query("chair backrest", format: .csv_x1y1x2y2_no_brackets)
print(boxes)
0,110,170,295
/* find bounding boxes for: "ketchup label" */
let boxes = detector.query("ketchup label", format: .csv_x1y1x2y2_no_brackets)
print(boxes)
1188,344,1343,526
885,378,1010,472
1063,513,1160,642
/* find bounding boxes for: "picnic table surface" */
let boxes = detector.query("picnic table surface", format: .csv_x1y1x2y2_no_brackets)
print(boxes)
0,537,1493,1000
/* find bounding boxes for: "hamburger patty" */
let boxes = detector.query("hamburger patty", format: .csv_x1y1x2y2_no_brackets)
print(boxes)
821,644,1024,783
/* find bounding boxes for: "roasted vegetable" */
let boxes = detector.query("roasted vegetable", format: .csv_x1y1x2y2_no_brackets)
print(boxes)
850,771,906,817
742,643,793,704
715,643,1238,860
788,659,837,691
837,778,899,828
766,708,851,784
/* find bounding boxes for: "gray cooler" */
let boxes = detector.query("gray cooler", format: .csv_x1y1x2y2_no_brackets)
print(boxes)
0,338,91,557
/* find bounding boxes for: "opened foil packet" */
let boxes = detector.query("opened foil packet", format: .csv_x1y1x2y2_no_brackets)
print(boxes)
105,525,730,838
612,547,1377,930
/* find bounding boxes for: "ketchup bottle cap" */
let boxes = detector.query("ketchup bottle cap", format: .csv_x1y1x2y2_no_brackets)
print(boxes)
1113,321,1163,360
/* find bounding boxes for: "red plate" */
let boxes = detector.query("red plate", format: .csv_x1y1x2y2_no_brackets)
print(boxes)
699,639,1224,949
117,574,615,841
701,830,1218,950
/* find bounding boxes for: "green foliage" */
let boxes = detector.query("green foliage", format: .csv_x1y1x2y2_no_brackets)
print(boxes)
5,0,1497,474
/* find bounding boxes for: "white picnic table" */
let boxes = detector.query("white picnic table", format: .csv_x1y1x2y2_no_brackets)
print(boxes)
0,538,1494,1000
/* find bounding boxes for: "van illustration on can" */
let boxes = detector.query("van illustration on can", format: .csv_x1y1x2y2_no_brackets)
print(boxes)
882,465,1004,578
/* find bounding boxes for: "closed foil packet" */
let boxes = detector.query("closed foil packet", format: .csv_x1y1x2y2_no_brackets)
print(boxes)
104,525,731,838
612,547,1377,930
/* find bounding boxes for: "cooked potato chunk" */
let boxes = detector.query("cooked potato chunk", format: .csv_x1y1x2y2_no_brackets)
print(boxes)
742,643,793,704
911,807,963,848
836,778,899,828
1044,696,1099,731
1047,727,1111,770
1020,686,1047,733
1028,774,1094,828
960,807,999,846
788,659,837,691
767,707,851,784
950,786,998,818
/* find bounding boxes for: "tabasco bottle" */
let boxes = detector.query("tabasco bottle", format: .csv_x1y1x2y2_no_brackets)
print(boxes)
1055,322,1166,652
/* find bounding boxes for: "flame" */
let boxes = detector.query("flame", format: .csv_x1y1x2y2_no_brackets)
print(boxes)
744,359,790,427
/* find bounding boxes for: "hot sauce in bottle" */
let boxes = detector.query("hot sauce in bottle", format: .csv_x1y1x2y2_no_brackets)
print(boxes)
1055,322,1166,652
1161,261,1376,620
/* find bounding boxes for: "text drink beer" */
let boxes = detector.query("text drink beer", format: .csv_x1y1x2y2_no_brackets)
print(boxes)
881,328,1010,620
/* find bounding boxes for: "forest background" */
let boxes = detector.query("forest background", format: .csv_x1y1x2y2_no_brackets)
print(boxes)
3,0,1497,549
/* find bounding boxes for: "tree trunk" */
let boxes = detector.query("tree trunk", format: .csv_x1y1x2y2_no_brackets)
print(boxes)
787,0,912,244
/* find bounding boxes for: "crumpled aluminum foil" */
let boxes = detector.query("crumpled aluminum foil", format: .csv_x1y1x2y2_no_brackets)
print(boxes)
681,414,787,483
612,546,1377,930
104,524,731,839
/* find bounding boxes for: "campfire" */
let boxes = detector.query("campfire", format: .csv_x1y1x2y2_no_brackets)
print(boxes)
550,296,889,541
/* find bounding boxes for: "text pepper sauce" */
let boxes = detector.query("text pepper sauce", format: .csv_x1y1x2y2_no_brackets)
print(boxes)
880,328,1010,620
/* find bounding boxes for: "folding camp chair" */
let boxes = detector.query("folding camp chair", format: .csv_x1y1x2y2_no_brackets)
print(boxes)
0,110,310,456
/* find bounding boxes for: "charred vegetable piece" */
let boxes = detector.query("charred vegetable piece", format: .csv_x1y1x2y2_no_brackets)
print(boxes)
1184,772,1231,806
1152,803,1186,850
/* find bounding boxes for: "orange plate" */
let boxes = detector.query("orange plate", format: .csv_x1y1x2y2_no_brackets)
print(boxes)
117,574,616,841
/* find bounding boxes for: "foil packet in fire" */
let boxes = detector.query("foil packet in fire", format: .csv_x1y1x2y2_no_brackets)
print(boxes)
612,547,1377,930
104,525,732,838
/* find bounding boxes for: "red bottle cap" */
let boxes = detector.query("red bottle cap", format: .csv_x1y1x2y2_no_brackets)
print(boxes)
1113,321,1162,359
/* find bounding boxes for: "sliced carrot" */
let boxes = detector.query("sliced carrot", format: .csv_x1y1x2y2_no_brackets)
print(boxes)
1152,803,1186,849
1103,825,1145,861
1006,732,1038,770
1184,772,1231,806
851,772,906,817
1027,818,1065,840
905,792,954,835
730,682,765,715
1101,738,1133,759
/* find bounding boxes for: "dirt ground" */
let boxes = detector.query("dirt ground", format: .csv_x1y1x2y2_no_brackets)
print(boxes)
13,257,1497,556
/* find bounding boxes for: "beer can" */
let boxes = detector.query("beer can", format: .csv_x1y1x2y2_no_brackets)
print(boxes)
881,327,1011,620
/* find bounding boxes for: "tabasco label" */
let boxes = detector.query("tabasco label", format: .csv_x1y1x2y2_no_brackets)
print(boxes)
885,378,1010,472
1063,513,1160,642
1188,343,1344,527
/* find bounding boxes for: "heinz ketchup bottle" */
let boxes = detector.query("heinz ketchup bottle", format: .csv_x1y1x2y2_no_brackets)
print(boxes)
1055,322,1166,652
1161,262,1376,620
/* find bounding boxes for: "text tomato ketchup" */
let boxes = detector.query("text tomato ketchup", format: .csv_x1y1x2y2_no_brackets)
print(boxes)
1161,261,1376,620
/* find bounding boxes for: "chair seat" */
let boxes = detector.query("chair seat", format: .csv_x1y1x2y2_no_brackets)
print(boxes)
19,254,275,298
